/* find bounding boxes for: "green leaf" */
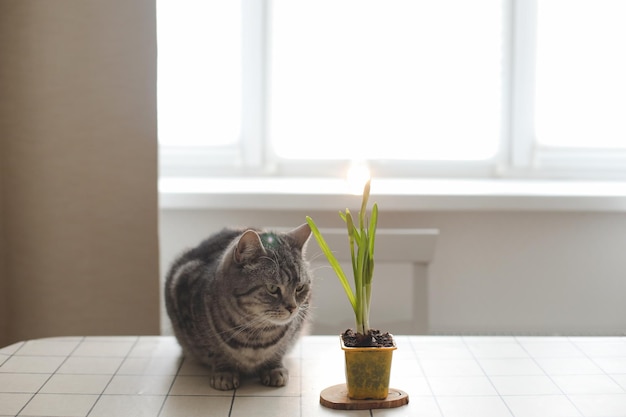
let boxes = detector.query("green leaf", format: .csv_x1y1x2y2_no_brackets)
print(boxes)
359,180,371,230
305,178,378,335
365,203,378,285
345,211,358,281
305,216,357,312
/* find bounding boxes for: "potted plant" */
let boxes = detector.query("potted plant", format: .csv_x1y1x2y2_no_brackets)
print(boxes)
306,179,404,405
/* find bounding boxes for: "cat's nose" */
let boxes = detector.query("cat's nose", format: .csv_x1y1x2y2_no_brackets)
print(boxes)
286,305,296,313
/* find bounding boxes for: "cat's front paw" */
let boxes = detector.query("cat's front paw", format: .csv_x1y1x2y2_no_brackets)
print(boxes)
259,367,289,387
210,371,240,390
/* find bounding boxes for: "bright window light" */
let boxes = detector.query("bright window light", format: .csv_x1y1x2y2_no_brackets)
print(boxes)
269,0,502,161
535,0,626,149
157,0,241,147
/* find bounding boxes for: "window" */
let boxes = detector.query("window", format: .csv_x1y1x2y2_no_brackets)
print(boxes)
536,0,626,148
535,0,626,150
157,0,626,180
157,1,241,148
270,0,501,162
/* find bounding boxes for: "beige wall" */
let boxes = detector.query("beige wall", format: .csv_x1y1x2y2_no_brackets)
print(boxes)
0,179,6,343
160,208,626,336
0,0,160,346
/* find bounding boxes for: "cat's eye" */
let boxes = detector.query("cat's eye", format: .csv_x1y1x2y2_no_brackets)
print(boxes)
296,284,306,293
266,284,280,295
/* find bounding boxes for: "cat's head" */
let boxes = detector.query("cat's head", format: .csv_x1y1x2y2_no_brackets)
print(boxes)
219,223,313,325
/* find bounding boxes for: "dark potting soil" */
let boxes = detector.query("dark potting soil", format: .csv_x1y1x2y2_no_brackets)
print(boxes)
341,329,395,348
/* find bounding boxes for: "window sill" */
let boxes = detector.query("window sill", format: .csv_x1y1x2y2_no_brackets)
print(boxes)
158,177,626,212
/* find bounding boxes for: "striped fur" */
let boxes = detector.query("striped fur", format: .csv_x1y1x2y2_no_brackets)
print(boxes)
165,224,312,390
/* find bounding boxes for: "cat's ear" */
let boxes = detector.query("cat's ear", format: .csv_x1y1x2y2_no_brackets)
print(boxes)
234,230,266,263
288,223,312,250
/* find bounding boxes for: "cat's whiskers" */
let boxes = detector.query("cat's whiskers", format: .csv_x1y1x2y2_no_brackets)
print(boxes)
216,309,291,344
307,250,329,263
310,264,333,274
216,314,268,341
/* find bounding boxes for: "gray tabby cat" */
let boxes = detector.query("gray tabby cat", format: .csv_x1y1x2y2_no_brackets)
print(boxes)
165,223,312,390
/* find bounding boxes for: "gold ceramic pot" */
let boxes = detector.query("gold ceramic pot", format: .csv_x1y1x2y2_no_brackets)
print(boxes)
340,336,396,400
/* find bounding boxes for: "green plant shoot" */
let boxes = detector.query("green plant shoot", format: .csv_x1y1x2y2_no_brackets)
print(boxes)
306,179,378,335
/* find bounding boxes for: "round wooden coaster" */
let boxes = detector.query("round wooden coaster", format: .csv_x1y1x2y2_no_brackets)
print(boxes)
320,384,409,410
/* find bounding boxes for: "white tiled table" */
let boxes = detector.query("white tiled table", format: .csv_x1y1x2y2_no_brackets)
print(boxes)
1,335,626,417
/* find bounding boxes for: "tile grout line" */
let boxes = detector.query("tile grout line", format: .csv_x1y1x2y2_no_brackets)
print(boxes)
9,341,39,417
459,336,516,417
15,336,87,417
85,336,142,417
230,339,303,416
297,339,303,417
227,388,237,417
568,335,626,392
565,336,626,407
514,336,585,417
156,339,187,417
407,336,445,417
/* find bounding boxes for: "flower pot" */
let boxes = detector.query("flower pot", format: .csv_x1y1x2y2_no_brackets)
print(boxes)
340,335,396,400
